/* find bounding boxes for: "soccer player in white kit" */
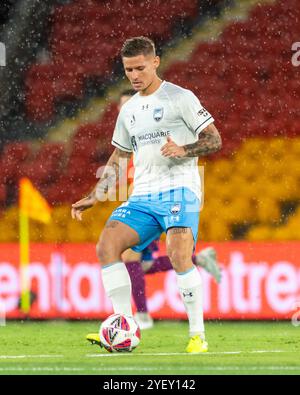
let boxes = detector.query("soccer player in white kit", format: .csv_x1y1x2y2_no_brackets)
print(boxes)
71,37,222,353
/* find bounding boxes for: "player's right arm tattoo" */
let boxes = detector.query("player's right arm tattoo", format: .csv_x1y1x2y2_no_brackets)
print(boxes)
94,148,131,200
183,123,222,158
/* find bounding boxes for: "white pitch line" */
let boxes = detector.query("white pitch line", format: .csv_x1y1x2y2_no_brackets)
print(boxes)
0,367,82,372
0,350,287,360
0,355,64,359
1,366,300,372
248,350,283,354
86,350,285,358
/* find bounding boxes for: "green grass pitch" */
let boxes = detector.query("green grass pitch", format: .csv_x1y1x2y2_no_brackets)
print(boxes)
0,320,299,375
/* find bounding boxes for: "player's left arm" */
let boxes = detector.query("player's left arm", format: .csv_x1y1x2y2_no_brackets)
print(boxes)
161,123,222,158
183,123,222,157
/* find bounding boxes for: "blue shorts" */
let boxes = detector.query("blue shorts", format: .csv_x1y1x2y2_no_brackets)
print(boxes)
108,188,200,252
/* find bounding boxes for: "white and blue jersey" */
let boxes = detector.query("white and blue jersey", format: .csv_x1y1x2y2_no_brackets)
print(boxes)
109,80,214,250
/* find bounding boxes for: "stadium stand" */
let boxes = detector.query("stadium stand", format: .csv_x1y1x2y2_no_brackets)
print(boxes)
24,0,200,121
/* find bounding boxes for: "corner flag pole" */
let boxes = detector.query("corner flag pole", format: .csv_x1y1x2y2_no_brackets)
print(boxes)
19,177,51,313
19,208,30,313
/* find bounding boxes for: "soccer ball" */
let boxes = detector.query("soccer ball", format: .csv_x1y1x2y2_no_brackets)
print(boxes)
99,313,141,353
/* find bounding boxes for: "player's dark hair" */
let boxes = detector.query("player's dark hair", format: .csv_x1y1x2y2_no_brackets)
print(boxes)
120,89,136,98
121,36,156,58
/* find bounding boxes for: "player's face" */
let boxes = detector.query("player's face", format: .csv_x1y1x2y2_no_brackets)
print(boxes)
122,54,160,92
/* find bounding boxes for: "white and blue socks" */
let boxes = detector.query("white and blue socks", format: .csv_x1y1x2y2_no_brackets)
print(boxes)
176,266,205,339
101,261,205,339
101,262,133,316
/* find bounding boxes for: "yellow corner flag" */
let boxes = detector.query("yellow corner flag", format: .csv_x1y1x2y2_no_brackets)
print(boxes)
19,178,51,313
20,177,51,224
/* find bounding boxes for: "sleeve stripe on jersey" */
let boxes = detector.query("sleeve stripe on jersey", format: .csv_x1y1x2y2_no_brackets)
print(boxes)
194,116,213,134
111,140,132,152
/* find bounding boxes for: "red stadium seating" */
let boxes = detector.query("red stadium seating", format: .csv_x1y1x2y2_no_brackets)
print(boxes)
0,183,6,205
0,142,31,182
31,143,65,186
163,0,300,158
25,0,200,120
3,0,299,207
25,62,84,120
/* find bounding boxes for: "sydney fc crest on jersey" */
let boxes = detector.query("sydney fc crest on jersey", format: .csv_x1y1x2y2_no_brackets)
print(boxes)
170,203,181,214
153,107,164,122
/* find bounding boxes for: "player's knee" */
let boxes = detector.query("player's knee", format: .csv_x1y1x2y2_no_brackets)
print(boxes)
167,249,189,271
122,248,140,262
96,240,114,265
96,240,105,263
